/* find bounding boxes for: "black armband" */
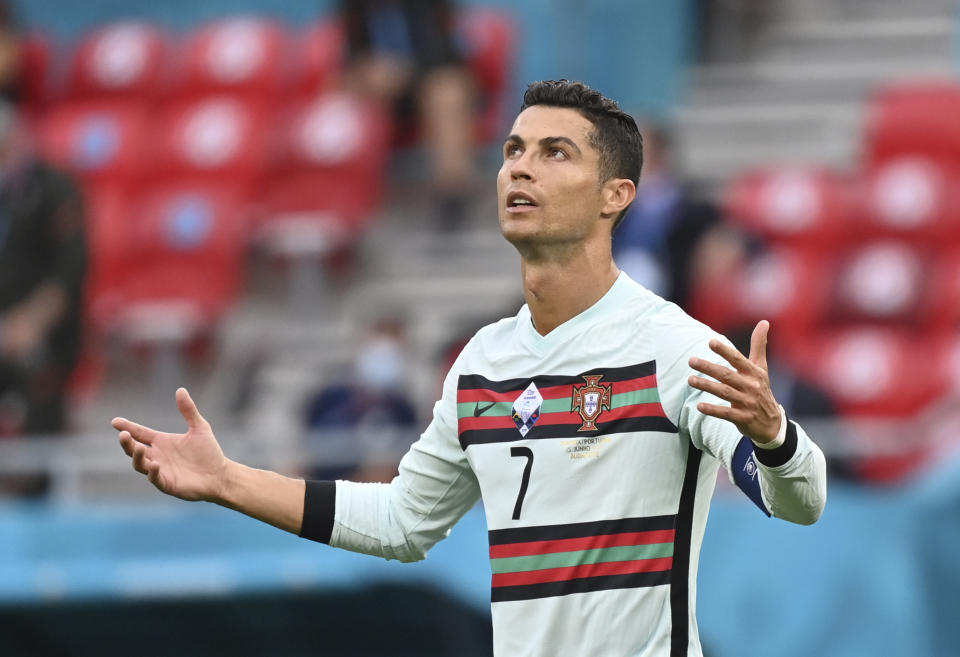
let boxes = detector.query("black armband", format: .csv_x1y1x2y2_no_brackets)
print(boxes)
299,480,336,544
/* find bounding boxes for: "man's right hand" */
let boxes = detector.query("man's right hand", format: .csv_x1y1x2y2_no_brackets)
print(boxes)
114,388,229,503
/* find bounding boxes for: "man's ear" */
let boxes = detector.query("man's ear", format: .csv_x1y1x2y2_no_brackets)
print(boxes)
600,178,636,218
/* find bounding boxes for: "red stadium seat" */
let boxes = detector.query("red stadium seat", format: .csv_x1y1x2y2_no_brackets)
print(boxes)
723,167,855,248
790,328,948,418
37,101,149,192
173,16,294,100
455,8,516,143
152,96,272,192
857,156,960,245
830,241,932,327
689,246,831,346
293,19,345,99
65,22,171,102
864,80,960,169
97,185,247,342
256,91,392,254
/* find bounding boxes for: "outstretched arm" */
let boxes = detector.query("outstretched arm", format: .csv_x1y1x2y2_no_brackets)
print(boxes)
113,388,306,535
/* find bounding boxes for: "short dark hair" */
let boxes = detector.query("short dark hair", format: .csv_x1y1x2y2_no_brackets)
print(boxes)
520,80,642,231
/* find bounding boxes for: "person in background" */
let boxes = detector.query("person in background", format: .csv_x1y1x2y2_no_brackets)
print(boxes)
338,0,478,227
302,315,418,483
0,101,87,494
613,121,745,309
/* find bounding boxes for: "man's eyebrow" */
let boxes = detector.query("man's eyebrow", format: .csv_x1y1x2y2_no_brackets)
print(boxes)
503,134,582,155
540,136,582,155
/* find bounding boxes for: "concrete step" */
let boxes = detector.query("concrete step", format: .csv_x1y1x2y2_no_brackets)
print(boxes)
688,59,956,107
757,17,954,65
769,0,957,24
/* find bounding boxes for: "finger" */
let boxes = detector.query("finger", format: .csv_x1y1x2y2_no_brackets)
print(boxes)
132,443,154,475
688,358,752,392
111,417,156,445
708,338,756,373
749,320,770,370
696,401,750,424
146,461,163,489
119,431,135,457
176,387,208,431
688,375,750,406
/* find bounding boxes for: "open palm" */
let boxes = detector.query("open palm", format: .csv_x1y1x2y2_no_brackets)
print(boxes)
114,388,228,502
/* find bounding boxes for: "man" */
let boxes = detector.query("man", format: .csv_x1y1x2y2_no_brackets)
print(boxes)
115,80,826,657
0,100,86,495
0,101,86,432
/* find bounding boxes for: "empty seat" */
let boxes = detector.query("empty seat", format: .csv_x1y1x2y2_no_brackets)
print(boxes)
256,91,392,252
151,96,272,191
37,101,149,193
830,241,931,327
858,156,960,245
172,16,294,100
689,246,830,346
105,185,248,343
65,22,171,101
723,166,854,248
793,328,948,418
864,80,960,169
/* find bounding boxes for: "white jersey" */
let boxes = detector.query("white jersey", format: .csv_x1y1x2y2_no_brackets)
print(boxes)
329,272,826,657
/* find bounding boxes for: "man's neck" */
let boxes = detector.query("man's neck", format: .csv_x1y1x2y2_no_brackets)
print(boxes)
520,246,620,336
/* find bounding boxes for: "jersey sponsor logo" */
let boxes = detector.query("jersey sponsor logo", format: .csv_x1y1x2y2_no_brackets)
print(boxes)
571,374,612,431
487,515,677,602
473,401,496,417
455,362,679,448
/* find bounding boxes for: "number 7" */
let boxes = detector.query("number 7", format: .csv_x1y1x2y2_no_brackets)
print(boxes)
510,447,534,520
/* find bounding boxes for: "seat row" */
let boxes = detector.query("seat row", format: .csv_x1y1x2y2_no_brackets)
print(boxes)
698,80,960,432
20,10,514,142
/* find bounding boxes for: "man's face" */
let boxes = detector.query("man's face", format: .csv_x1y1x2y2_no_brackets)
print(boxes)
497,106,609,252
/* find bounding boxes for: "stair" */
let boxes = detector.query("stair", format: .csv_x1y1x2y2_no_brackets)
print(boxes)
677,2,958,186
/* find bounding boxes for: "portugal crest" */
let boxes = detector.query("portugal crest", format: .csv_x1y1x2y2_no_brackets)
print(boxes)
571,374,612,432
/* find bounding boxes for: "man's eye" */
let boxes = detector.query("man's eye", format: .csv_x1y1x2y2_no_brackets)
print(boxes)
548,147,567,160
505,144,521,157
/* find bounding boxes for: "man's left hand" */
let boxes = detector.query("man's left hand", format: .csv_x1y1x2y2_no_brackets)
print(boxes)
687,320,781,444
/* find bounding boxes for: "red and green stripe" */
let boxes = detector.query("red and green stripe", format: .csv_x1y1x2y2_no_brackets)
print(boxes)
457,362,678,448
489,515,676,602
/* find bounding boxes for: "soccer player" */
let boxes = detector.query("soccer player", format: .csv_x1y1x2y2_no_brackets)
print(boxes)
115,80,826,657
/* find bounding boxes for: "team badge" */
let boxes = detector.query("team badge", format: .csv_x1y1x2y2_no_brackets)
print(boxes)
512,382,543,437
571,374,612,432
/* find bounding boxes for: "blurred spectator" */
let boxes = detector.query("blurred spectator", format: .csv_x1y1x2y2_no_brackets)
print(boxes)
303,315,418,482
338,0,478,227
614,121,745,308
0,101,87,494
0,0,21,103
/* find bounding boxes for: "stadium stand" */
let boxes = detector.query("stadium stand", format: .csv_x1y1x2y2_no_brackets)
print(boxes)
710,76,960,482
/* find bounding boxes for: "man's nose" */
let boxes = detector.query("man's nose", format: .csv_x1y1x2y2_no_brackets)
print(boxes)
509,151,534,181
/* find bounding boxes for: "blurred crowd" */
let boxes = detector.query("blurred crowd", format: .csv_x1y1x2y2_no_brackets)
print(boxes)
0,0,958,499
